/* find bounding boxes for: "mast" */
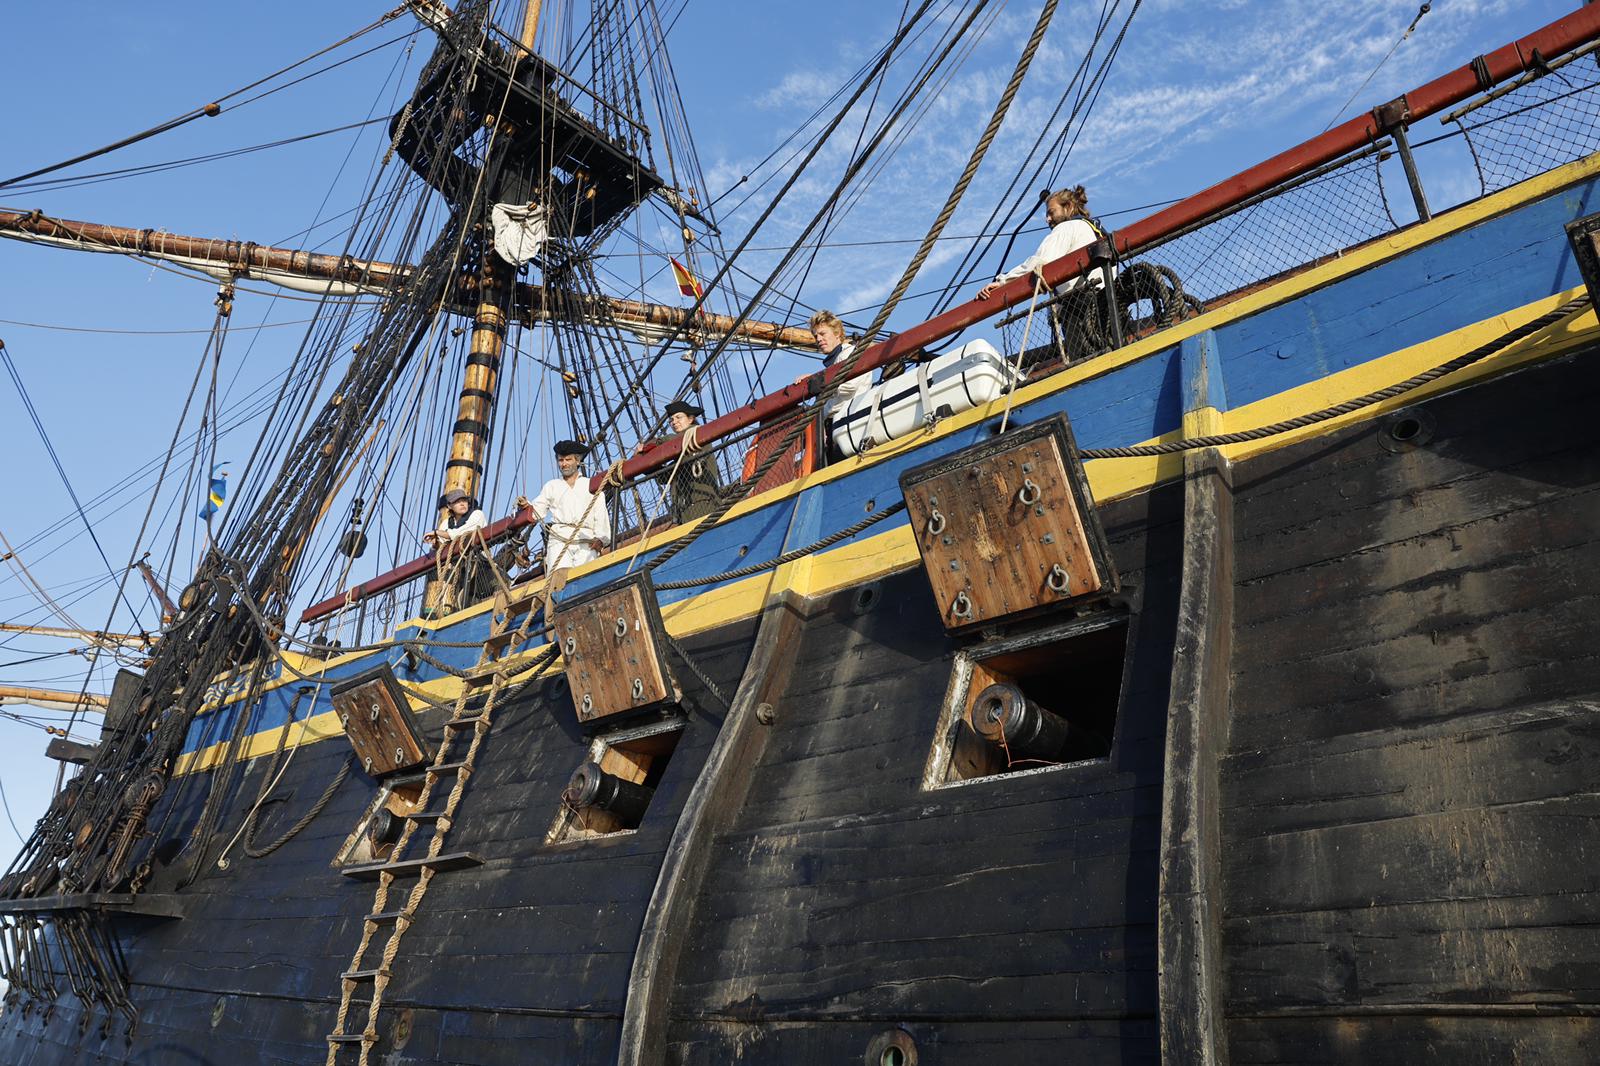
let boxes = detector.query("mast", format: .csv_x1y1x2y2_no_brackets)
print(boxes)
520,0,542,53
443,260,510,509
446,0,548,511
423,0,541,614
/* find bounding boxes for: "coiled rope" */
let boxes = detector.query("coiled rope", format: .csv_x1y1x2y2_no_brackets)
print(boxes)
244,758,352,859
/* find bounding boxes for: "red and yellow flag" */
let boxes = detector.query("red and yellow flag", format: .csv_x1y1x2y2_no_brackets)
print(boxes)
670,256,703,300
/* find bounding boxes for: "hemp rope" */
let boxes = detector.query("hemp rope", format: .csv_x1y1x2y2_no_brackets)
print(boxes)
1080,295,1592,459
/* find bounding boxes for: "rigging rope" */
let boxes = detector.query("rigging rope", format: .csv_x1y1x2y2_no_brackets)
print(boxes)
855,0,1060,359
584,1,941,447
0,10,412,191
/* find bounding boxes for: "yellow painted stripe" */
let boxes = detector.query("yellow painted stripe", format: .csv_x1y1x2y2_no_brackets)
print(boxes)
183,152,1600,767
1215,287,1597,463
184,287,1595,773
381,144,1600,635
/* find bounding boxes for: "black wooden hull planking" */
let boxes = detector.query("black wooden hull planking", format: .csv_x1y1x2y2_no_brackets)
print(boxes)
2,346,1598,1064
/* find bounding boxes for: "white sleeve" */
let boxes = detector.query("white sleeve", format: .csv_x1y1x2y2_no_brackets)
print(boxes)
829,343,872,401
443,509,487,541
995,220,1096,283
586,493,612,545
529,480,558,522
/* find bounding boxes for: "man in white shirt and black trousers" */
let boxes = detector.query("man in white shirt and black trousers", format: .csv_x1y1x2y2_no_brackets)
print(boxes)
517,439,612,572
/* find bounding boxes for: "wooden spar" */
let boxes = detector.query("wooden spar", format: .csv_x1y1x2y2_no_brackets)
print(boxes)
305,6,1600,624
0,684,109,711
0,622,150,648
549,287,813,347
0,210,403,292
134,559,179,624
598,3,1600,491
0,210,813,346
520,0,543,53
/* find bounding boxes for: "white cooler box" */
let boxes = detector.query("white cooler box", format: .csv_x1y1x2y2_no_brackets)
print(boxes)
829,339,1022,458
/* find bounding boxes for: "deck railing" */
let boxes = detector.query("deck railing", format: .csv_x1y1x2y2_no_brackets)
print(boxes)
302,4,1600,626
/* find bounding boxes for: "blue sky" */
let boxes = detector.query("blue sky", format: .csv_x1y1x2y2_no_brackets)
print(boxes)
0,0,1576,868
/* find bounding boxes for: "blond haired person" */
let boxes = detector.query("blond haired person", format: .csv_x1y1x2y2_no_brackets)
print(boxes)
804,309,872,420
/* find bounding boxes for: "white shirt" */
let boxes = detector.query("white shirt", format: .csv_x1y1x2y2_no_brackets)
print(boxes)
822,342,872,419
529,475,611,556
996,218,1109,296
429,508,486,546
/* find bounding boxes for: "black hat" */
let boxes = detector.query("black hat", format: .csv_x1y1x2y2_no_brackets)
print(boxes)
663,400,704,418
553,439,589,457
441,488,470,505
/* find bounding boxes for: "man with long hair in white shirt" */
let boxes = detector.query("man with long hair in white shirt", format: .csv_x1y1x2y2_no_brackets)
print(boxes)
977,185,1107,301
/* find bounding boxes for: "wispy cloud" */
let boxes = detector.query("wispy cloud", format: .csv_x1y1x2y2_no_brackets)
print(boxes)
695,0,1571,334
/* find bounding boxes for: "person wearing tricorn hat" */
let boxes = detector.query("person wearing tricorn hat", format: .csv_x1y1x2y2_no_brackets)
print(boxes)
422,487,487,549
634,399,722,526
517,439,612,571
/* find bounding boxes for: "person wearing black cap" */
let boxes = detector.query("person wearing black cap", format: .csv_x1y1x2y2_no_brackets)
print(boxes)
423,487,487,549
516,440,611,570
421,487,491,616
634,399,722,526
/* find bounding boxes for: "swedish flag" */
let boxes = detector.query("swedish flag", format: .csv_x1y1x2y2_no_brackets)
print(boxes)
199,463,229,521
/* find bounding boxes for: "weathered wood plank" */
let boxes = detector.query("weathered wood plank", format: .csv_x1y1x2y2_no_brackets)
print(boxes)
1227,1014,1600,1066
1157,419,1235,1063
1222,700,1600,837
664,1017,1161,1065
619,590,810,1064
1225,895,1600,1008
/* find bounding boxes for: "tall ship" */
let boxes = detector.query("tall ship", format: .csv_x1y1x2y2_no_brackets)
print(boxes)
1,2,1599,1062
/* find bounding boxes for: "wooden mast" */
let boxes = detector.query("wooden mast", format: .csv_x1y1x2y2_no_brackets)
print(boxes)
444,0,550,515
441,262,510,507
424,0,544,615
520,0,543,52
445,0,551,505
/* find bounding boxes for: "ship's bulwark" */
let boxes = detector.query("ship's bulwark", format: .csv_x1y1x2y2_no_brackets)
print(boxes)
3,344,1596,1063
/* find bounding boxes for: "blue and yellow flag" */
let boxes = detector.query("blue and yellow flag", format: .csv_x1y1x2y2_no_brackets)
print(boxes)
199,463,229,521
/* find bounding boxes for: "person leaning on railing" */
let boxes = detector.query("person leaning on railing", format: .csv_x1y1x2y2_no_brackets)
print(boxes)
633,399,722,526
793,309,873,464
423,487,491,613
423,487,488,550
516,439,612,572
977,185,1109,301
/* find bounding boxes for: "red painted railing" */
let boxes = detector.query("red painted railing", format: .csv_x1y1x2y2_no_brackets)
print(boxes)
301,4,1600,624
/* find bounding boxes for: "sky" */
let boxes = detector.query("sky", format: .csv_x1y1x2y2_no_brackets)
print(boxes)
0,0,1580,873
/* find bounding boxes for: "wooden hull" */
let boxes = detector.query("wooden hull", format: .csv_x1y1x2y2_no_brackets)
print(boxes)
6,153,1600,1066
